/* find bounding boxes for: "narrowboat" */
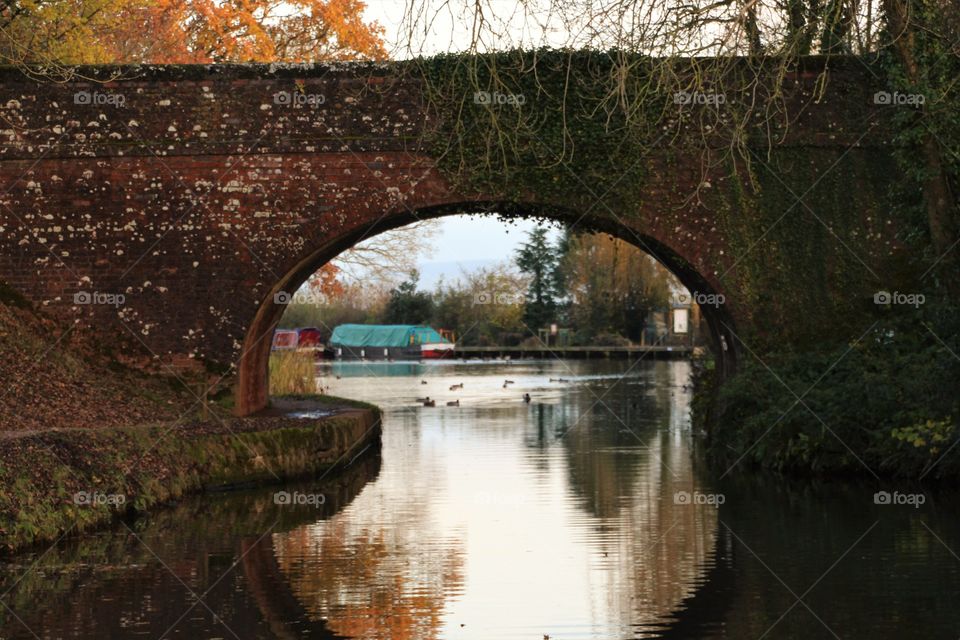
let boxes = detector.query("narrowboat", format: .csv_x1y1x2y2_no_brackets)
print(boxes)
329,324,455,360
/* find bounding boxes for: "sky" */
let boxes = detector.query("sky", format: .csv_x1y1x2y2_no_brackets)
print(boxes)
417,216,553,288
361,0,570,58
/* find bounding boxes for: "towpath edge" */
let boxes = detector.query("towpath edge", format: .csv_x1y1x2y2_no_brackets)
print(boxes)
0,395,382,554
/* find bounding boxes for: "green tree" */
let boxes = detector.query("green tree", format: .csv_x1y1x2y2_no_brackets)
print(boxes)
382,271,434,325
514,226,562,332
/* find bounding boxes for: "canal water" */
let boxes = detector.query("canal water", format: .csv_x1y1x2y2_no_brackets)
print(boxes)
2,360,958,639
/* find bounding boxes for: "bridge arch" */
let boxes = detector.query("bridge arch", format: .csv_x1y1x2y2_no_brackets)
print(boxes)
0,61,902,419
237,199,739,415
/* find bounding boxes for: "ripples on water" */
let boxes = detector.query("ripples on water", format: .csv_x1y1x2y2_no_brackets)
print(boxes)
1,360,958,639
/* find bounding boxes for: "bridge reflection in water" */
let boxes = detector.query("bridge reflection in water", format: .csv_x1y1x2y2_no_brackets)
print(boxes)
270,361,719,639
0,361,722,639
3,360,958,639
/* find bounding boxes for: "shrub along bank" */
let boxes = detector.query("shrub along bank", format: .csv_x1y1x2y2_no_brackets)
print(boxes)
700,301,959,479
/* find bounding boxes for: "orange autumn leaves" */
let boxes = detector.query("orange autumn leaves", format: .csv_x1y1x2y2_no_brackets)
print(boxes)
2,0,386,65
149,0,387,63
308,263,346,300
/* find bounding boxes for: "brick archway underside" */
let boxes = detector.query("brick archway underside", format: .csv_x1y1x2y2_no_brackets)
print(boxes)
237,199,740,415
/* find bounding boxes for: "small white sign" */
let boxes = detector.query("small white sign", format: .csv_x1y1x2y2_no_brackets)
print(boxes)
673,309,689,334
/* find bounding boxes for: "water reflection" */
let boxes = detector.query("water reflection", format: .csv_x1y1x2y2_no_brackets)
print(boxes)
2,360,959,639
271,360,719,639
0,452,381,639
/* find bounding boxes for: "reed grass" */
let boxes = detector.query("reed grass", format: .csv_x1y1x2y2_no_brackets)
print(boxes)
268,350,317,395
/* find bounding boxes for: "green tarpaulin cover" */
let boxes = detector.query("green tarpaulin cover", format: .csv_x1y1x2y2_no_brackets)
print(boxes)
329,324,450,348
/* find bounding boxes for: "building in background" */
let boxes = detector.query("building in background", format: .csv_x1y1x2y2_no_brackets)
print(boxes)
643,291,708,347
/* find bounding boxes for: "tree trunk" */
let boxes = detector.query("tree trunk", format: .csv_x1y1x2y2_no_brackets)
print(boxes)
882,0,959,288
744,2,763,55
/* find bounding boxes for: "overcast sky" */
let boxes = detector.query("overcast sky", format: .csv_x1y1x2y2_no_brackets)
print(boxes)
416,216,554,288
362,0,569,57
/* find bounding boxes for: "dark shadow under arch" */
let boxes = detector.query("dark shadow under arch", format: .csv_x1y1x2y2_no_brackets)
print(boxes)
236,201,739,415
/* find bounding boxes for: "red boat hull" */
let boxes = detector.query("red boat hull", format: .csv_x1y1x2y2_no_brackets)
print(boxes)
420,349,453,359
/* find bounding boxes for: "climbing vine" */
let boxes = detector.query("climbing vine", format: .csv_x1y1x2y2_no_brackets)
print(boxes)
395,39,958,478
399,50,905,349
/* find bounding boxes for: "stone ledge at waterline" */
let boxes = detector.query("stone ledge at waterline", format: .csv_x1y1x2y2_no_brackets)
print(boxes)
0,396,382,553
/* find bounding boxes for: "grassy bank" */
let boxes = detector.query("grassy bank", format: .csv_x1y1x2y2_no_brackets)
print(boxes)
0,397,381,554
0,283,384,554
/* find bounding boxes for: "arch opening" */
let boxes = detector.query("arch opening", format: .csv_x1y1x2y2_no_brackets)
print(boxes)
236,201,739,415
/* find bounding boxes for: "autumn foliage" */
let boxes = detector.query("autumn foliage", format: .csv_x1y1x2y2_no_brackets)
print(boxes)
308,263,346,300
0,0,386,65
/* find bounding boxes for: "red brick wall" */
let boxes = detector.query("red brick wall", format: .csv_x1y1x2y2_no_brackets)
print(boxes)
0,61,898,413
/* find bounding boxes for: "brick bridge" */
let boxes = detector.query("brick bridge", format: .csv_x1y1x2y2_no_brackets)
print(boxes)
0,58,905,414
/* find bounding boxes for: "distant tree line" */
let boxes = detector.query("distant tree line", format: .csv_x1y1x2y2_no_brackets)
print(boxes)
280,226,677,347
